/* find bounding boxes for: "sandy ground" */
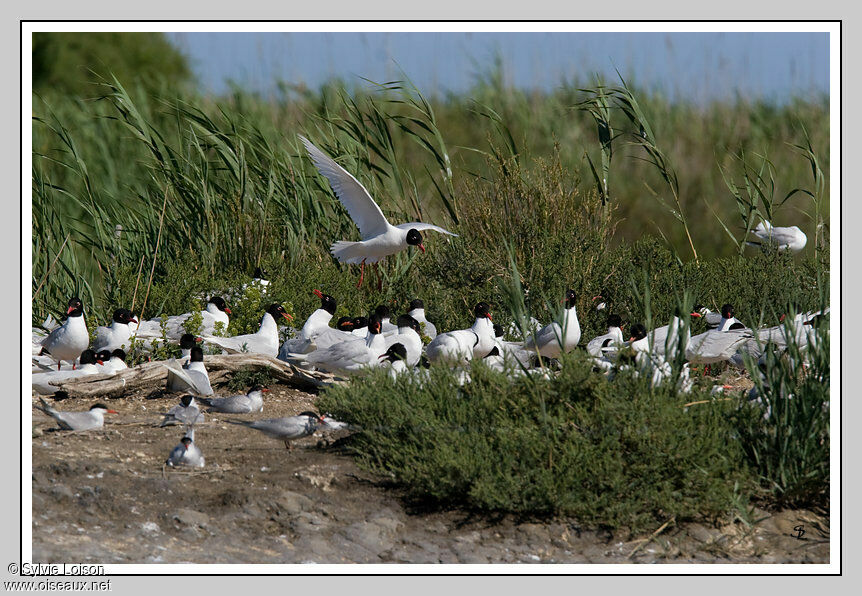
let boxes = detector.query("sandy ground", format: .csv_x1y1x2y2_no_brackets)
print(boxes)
31,380,829,565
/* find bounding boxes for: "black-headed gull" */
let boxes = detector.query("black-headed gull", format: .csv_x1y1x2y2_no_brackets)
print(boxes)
379,342,410,378
39,297,89,369
303,314,387,376
351,316,369,337
203,303,293,357
299,135,457,287
165,428,205,468
716,303,743,332
376,305,399,335
179,333,202,363
587,314,625,357
407,298,437,339
159,395,205,427
34,398,117,431
524,289,581,359
426,302,496,364
335,317,355,332
693,304,721,328
748,220,807,252
383,315,423,367
163,346,213,396
32,349,104,394
199,385,268,414
95,349,128,375
278,290,338,359
227,411,326,450
93,308,138,352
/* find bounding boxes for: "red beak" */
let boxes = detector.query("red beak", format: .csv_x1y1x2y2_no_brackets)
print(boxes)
262,388,271,393
107,409,118,414
418,243,426,253
195,337,202,342
313,289,324,299
130,317,139,324
690,312,702,318
779,314,786,322
96,359,105,365
66,306,75,314
282,312,294,322
592,295,603,301
487,313,493,321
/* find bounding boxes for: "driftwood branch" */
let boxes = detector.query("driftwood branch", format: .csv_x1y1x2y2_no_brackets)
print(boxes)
44,354,341,399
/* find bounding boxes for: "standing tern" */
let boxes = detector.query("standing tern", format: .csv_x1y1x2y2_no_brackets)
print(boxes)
39,297,90,369
203,303,293,357
299,135,457,287
34,398,117,431
198,385,268,414
228,411,326,450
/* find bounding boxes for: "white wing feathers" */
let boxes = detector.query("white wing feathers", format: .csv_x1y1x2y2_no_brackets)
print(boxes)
394,222,458,237
299,135,389,239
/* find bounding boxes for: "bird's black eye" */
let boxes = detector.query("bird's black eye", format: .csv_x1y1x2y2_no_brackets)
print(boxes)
406,229,422,246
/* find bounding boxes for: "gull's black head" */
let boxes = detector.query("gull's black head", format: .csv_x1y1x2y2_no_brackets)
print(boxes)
336,316,354,332
353,316,368,329
111,349,127,362
90,403,113,412
66,297,84,318
408,298,424,311
721,303,734,319
607,314,622,328
96,349,112,363
405,229,424,252
367,314,383,335
189,346,205,362
112,308,137,325
473,302,492,320
381,342,408,363
79,349,98,365
629,324,647,341
375,304,391,320
180,436,193,447
564,289,577,309
180,395,195,407
313,289,337,315
396,314,421,334
266,303,293,322
493,323,504,338
253,266,268,280
180,334,202,350
209,296,231,315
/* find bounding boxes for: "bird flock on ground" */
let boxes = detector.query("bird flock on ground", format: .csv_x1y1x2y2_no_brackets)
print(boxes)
31,135,823,471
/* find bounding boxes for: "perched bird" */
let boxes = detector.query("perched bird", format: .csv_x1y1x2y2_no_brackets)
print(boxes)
39,297,89,369
303,314,387,376
203,303,293,357
383,315,423,367
228,411,326,450
199,385,268,414
93,308,138,352
587,314,625,357
34,398,117,431
135,297,232,341
299,135,457,287
407,298,437,340
524,289,581,359
163,346,213,396
426,302,496,364
32,349,104,395
748,220,807,253
277,290,343,359
165,429,205,468
159,395,205,427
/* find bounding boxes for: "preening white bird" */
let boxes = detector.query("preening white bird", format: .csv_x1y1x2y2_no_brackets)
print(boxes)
426,302,496,364
586,314,625,357
299,135,457,287
407,298,437,340
277,290,343,359
203,304,293,357
748,220,807,253
524,289,581,359
134,297,232,341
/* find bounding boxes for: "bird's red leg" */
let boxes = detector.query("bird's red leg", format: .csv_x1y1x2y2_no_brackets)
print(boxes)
357,260,366,288
57,363,61,371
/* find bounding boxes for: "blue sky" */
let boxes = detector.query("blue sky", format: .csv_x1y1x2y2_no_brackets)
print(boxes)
167,31,829,104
